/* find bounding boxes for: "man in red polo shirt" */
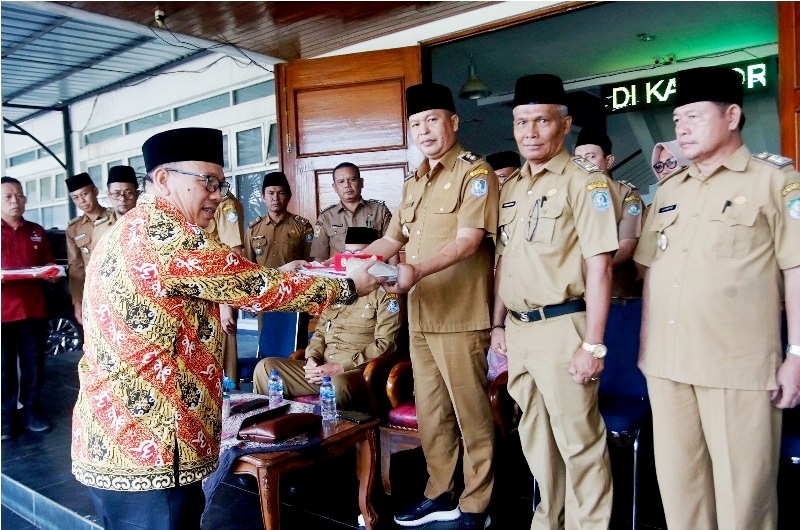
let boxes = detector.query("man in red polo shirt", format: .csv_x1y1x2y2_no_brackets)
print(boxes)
1,176,54,439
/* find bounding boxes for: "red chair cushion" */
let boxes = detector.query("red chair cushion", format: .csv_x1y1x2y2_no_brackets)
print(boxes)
388,402,418,430
294,394,320,405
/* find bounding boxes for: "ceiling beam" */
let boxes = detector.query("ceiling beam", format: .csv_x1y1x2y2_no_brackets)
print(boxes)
1,16,69,59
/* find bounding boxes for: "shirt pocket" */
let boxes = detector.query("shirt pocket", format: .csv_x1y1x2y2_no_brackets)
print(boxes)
427,191,460,239
529,199,564,247
707,206,758,259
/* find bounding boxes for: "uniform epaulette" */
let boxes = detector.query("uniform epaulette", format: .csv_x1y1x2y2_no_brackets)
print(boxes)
248,216,263,228
294,215,309,224
752,152,793,169
618,180,639,191
570,156,602,173
657,166,687,186
405,169,416,181
458,151,481,164
319,204,336,214
367,198,386,205
67,216,80,226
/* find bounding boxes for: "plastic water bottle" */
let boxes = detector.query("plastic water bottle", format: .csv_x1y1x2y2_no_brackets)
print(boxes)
222,376,235,420
320,376,337,421
267,369,284,408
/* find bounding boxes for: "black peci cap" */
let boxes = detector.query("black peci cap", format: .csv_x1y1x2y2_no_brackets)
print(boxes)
107,165,138,186
406,83,456,118
262,171,291,193
142,127,224,172
486,151,521,171
513,74,567,108
65,172,95,193
575,126,613,157
673,66,744,108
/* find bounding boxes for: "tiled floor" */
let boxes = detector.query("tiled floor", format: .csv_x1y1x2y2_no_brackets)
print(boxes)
2,334,799,530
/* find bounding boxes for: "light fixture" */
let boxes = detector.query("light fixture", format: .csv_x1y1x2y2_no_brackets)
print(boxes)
459,55,492,100
637,33,656,42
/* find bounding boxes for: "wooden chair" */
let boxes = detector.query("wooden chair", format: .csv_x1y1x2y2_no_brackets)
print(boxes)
378,361,516,494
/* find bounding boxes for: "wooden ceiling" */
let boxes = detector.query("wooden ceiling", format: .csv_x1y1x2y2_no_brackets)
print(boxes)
59,1,493,61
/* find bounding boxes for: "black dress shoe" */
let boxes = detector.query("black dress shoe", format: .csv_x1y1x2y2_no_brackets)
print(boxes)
23,412,50,433
394,492,461,527
457,512,491,529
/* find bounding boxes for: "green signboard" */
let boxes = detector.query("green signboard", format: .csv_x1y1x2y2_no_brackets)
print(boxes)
602,56,776,114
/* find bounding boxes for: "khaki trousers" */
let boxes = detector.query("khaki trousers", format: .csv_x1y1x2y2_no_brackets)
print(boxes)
506,312,612,530
410,330,494,514
252,357,367,410
646,375,781,530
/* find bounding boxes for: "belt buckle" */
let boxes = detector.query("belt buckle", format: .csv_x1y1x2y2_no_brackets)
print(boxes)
518,311,530,322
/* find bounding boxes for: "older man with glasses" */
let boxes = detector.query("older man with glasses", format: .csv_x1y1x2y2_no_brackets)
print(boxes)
70,127,380,530
106,165,140,217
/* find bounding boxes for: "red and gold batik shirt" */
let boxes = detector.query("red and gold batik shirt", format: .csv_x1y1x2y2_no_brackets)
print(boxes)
72,194,352,490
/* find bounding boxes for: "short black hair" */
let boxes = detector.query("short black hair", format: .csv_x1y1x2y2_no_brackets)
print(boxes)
332,162,360,179
1,176,22,186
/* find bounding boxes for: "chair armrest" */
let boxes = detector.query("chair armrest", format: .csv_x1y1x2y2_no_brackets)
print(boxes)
386,361,414,410
289,349,305,361
362,350,409,417
488,371,515,438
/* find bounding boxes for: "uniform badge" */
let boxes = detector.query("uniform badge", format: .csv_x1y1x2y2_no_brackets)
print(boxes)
444,182,452,190
75,232,88,241
305,233,313,242
402,224,410,238
592,189,611,212
81,247,90,254
733,196,747,205
387,299,400,313
788,197,800,220
470,179,488,197
225,208,238,223
314,222,322,238
782,182,800,196
753,152,793,168
547,188,558,197
468,168,488,178
626,202,641,216
657,232,668,251
255,248,264,256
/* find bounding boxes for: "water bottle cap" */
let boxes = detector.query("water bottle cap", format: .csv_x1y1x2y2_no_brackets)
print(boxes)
270,370,278,376
322,376,331,382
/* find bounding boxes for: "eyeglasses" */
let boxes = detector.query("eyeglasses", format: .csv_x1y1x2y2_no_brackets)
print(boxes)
166,168,230,195
652,157,678,173
109,191,138,200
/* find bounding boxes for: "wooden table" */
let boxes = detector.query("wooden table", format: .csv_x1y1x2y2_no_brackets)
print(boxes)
231,417,380,530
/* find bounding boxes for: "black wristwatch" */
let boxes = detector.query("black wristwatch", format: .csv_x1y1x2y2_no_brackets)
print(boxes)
340,278,359,305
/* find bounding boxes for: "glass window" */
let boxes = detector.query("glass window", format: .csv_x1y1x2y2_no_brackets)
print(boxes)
85,125,123,146
237,172,266,229
236,127,263,166
107,160,123,171
25,180,38,205
48,142,64,155
222,135,230,170
9,150,36,166
233,80,275,105
174,93,230,121
40,176,52,202
87,165,103,191
128,155,145,175
41,204,68,229
26,208,41,224
55,173,67,199
267,123,279,159
125,110,172,134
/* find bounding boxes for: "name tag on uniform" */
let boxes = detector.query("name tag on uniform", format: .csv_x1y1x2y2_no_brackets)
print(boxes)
658,204,677,214
502,201,516,208
332,223,344,228
252,235,265,240
75,232,87,240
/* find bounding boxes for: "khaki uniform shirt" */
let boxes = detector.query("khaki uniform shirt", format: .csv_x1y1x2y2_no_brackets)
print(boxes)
497,150,619,310
244,214,313,267
385,143,499,332
634,146,800,390
305,287,403,370
66,207,116,305
311,199,392,260
205,194,244,248
608,179,644,298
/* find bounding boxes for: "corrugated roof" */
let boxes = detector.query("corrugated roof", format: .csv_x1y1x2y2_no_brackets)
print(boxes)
1,1,206,123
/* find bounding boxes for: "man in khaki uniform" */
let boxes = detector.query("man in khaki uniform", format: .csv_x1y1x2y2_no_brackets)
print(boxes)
244,171,312,267
106,165,139,217
204,190,245,381
65,172,116,325
253,227,402,409
490,74,618,530
574,126,643,298
310,162,392,262
634,66,800,530
362,83,498,529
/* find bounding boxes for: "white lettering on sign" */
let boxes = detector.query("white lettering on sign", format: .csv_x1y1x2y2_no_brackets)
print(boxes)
732,63,766,89
612,85,637,110
645,78,676,104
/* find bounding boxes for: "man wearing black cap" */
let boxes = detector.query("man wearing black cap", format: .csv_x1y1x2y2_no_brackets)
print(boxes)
490,74,618,528
574,126,643,298
362,83,498,529
106,165,139,217
253,226,402,409
70,127,379,530
485,151,521,187
310,162,392,262
634,66,800,529
65,172,116,325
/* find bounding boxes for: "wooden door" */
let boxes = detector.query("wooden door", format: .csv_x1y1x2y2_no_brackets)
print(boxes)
778,2,799,160
276,47,422,222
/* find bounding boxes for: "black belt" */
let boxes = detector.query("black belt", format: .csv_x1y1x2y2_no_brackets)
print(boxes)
508,299,586,323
